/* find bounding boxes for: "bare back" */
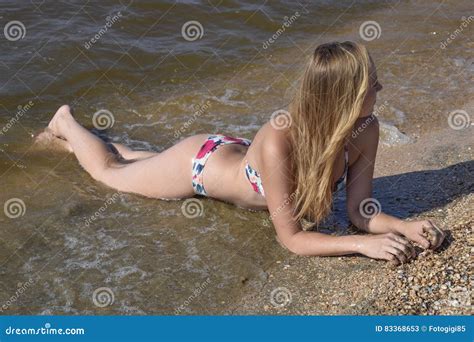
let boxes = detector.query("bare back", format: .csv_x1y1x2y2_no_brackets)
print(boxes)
198,120,362,210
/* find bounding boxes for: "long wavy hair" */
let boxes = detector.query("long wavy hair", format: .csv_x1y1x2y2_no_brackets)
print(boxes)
288,41,370,225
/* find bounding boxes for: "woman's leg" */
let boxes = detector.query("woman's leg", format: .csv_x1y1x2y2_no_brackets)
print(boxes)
48,105,203,199
108,143,158,161
35,130,158,162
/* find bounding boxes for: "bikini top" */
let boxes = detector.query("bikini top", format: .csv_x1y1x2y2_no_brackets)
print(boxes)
245,144,349,198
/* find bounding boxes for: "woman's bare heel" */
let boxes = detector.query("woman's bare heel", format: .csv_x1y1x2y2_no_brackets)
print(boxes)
33,128,73,152
33,105,75,152
47,104,73,139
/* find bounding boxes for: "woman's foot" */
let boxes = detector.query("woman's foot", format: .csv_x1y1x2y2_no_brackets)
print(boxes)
47,104,73,139
33,128,73,152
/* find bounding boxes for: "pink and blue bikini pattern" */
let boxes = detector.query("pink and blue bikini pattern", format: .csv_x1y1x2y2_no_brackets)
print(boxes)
244,160,265,196
192,134,257,196
192,133,347,198
333,144,349,193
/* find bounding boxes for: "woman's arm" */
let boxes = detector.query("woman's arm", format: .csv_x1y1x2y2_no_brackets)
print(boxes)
346,115,403,233
346,115,445,249
259,128,415,263
260,135,359,256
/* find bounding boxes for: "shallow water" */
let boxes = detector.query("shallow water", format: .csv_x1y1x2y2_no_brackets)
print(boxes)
0,0,472,314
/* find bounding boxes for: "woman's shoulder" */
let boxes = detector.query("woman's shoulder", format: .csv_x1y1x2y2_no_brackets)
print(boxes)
348,113,379,163
256,121,292,157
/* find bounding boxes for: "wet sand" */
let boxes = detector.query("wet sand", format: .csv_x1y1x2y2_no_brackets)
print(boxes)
232,125,472,315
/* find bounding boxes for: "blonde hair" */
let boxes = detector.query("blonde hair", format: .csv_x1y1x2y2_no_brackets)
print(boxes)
288,41,370,225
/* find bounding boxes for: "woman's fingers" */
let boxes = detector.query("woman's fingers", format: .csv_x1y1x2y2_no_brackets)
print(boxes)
412,230,431,249
428,220,446,249
384,252,399,265
392,240,413,259
390,238,415,259
423,223,444,249
394,240,414,259
385,246,407,264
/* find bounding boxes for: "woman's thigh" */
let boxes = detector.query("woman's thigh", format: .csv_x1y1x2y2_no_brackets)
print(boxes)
99,134,209,199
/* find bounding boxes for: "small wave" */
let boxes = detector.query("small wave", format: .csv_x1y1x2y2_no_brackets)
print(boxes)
123,121,166,130
21,255,41,272
379,121,413,146
212,121,262,135
206,89,250,108
107,265,148,281
117,304,146,315
65,252,111,271
389,106,407,125
109,134,159,152
39,306,81,315
452,57,474,72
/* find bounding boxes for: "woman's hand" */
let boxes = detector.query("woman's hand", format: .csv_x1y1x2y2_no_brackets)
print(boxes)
356,233,416,265
396,219,445,250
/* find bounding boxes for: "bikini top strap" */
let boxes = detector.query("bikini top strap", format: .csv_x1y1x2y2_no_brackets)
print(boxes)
343,144,349,179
